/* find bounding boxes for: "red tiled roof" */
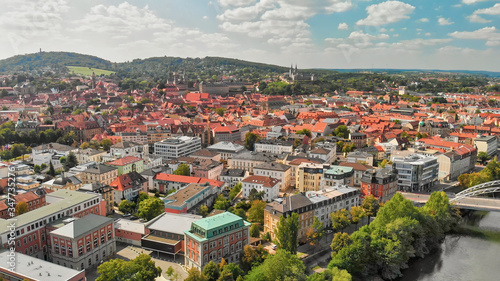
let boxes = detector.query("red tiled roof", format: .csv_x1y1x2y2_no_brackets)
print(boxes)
107,156,142,166
154,173,224,187
242,175,280,187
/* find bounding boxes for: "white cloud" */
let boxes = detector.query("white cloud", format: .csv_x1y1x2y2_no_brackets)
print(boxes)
418,18,429,22
217,0,257,8
449,26,500,46
326,30,390,48
468,14,491,23
438,18,454,25
203,16,209,20
474,3,500,15
338,22,349,30
356,1,415,26
425,32,431,36
462,0,492,5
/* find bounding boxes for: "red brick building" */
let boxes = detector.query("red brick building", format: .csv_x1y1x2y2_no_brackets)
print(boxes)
360,167,398,203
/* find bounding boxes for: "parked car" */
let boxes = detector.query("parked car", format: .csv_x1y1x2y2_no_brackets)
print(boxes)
272,244,277,250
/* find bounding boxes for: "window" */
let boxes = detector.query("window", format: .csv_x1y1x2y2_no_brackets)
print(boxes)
101,234,105,244
34,244,38,251
88,258,92,267
81,263,84,270
61,245,66,256
68,247,73,256
204,244,208,251
79,246,83,255
86,241,91,252
96,253,99,262
54,244,59,254
41,234,45,241
108,231,112,240
94,238,98,248
33,233,36,240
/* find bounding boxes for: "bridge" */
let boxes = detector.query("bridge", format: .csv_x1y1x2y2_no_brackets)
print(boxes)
399,180,500,212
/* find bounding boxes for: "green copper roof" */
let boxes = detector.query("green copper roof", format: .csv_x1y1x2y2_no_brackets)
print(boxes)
324,165,353,175
184,212,250,241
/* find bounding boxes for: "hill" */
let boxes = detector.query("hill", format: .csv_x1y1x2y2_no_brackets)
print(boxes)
67,66,115,76
0,52,113,73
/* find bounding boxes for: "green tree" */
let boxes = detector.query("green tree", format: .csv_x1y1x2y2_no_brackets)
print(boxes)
250,223,260,238
165,266,180,281
478,151,491,165
199,205,209,217
349,206,366,229
274,213,299,255
15,202,29,216
213,195,230,210
96,254,162,281
330,232,352,257
378,159,388,168
246,250,306,281
248,188,265,201
186,268,208,281
334,125,349,138
231,207,247,220
203,261,220,281
218,263,243,281
136,197,164,221
247,200,266,224
306,216,324,246
330,209,350,232
296,129,312,138
229,183,242,200
101,139,113,151
241,244,268,273
215,108,226,117
245,132,260,151
330,266,352,281
49,161,56,176
64,152,78,171
174,164,191,176
136,192,150,204
33,164,41,174
118,199,136,214
361,195,380,222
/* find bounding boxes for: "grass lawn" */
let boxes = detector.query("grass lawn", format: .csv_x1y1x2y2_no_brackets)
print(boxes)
67,66,115,76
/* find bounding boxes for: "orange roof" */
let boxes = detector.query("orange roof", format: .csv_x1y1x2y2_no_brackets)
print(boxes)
107,156,142,166
154,173,224,187
110,174,133,191
242,175,280,187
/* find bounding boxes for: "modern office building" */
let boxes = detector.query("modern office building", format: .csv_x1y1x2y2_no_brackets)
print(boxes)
393,154,439,192
154,136,202,161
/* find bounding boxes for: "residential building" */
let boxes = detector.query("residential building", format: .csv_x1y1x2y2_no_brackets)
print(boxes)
184,212,251,270
48,214,115,270
190,149,221,162
264,193,314,242
0,251,86,281
75,148,107,165
306,186,361,228
79,182,115,215
153,173,225,194
254,139,294,154
308,146,336,164
42,175,83,191
418,119,450,137
82,164,118,186
393,154,439,192
349,132,367,148
107,156,144,175
360,168,398,203
163,183,218,214
192,159,224,180
475,135,497,158
323,165,354,187
206,142,246,161
253,162,292,191
346,151,374,166
296,163,325,192
142,213,202,257
220,169,249,186
241,175,280,201
339,162,372,187
110,172,147,204
154,136,202,161
436,145,477,181
0,190,47,219
213,125,241,143
110,141,149,159
229,151,281,174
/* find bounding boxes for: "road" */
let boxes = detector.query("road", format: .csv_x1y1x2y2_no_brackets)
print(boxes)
399,192,500,212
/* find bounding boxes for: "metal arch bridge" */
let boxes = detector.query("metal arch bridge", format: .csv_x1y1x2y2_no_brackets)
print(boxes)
450,180,500,204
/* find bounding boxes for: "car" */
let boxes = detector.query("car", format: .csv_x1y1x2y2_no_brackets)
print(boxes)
123,213,131,217
326,229,333,234
272,245,277,250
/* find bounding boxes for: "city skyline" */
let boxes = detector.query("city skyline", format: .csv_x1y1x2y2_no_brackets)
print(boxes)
1,0,500,71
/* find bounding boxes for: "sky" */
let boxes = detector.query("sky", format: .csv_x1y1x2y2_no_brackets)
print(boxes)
1,0,500,71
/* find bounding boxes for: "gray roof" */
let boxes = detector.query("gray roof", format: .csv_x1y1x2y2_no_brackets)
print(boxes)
84,163,117,174
221,169,246,177
0,250,84,281
0,189,100,233
265,193,312,214
33,142,74,152
146,213,202,235
254,162,290,171
207,142,245,153
232,151,283,162
50,214,113,238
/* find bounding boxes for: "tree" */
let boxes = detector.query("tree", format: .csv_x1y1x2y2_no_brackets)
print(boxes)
478,151,491,165
247,200,266,224
199,205,209,217
330,232,352,257
274,213,299,255
118,199,136,214
136,192,150,204
165,266,180,281
64,152,78,171
80,142,90,149
215,108,226,117
306,216,324,246
174,164,191,176
49,161,56,176
296,129,312,138
250,223,260,238
330,209,350,232
241,244,268,273
186,268,208,281
378,159,388,168
33,165,41,174
218,263,243,281
136,197,164,221
229,183,242,200
349,206,366,229
213,195,230,210
361,195,380,222
248,188,265,201
334,125,349,138
96,254,162,281
330,267,352,281
245,132,260,151
245,250,306,281
101,139,112,151
15,202,29,216
203,261,220,281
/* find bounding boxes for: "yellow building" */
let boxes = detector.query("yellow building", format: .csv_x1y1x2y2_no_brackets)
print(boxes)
82,164,119,185
264,193,314,242
296,163,324,192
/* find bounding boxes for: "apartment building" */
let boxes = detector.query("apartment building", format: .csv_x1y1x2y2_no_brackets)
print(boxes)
254,139,294,154
360,167,398,203
253,162,292,191
184,212,251,270
241,175,280,201
81,164,118,186
296,163,324,192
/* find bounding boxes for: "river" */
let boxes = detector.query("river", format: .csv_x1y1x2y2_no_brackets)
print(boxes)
400,211,500,281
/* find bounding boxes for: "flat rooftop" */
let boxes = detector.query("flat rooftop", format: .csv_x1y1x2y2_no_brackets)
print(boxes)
0,250,84,281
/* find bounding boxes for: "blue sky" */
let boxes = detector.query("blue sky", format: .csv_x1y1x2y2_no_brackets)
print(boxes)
0,0,499,71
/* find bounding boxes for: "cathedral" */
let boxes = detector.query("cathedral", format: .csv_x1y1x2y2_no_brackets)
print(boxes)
287,64,317,81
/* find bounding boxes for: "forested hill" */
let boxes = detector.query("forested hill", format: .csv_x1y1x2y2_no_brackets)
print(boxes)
0,52,113,73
